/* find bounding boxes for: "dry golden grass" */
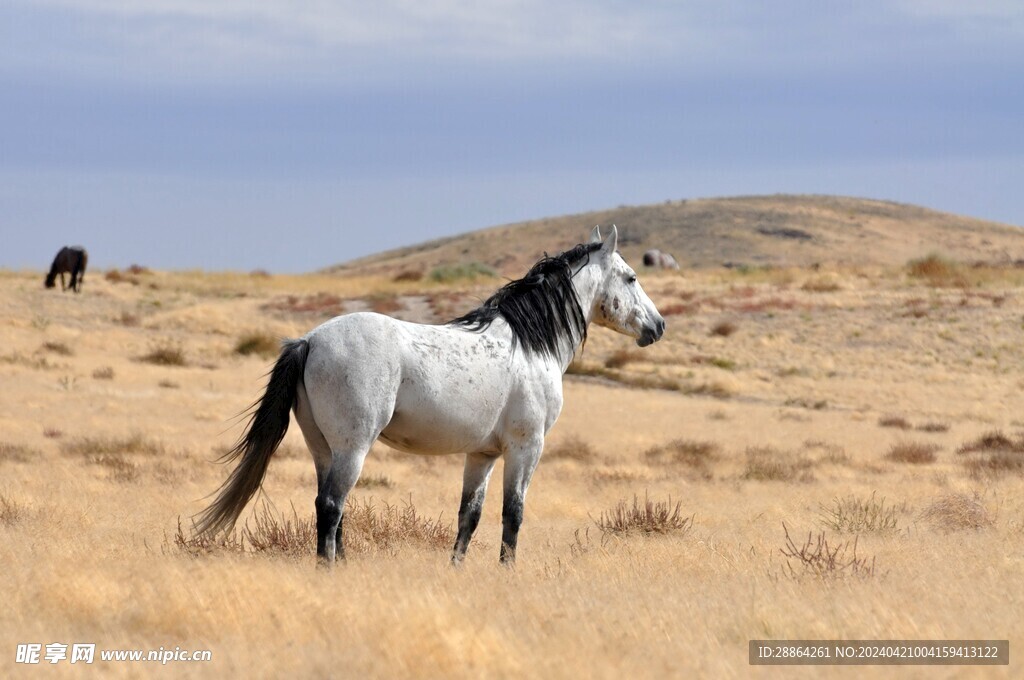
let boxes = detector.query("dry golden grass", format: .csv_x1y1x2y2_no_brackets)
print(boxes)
4,264,1024,677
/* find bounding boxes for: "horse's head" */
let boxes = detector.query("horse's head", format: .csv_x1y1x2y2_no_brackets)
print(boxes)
587,226,665,347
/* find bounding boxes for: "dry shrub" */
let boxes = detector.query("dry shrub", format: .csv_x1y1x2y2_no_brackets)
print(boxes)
355,473,395,489
393,270,424,283
126,264,151,275
916,422,950,433
682,380,734,399
172,519,244,557
545,436,597,462
604,348,644,369
43,428,63,439
1,492,26,525
41,341,73,356
710,320,738,337
158,379,180,389
783,397,828,410
619,373,682,392
343,498,454,554
92,366,115,380
885,441,939,464
1,351,59,371
595,494,693,536
61,433,164,457
139,341,187,366
250,269,272,278
956,430,1024,454
878,415,911,430
234,332,280,359
117,310,140,327
907,254,967,287
88,454,140,482
779,523,876,580
565,361,682,393
690,354,723,368
921,492,993,531
175,498,453,558
902,300,930,319
644,439,718,478
964,453,1024,478
590,466,652,484
742,447,814,482
0,443,35,463
241,502,317,555
803,440,850,465
957,432,1024,478
819,492,903,533
801,277,842,293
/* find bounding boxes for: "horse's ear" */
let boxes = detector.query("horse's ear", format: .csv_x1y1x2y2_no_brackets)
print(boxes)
589,225,602,243
601,224,618,255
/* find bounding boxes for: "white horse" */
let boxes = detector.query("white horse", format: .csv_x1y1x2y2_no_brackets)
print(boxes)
197,226,665,564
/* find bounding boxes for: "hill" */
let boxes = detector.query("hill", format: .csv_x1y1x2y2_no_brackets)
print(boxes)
324,194,1024,277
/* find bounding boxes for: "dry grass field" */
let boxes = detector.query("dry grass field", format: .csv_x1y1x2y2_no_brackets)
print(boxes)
3,251,1024,677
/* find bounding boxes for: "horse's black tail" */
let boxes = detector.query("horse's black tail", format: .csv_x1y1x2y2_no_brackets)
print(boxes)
195,338,310,536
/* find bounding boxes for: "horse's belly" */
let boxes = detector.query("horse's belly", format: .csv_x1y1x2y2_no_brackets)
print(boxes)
378,413,495,455
379,385,504,455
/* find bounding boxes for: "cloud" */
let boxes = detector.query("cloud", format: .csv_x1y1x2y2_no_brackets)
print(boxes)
6,1,1019,87
7,1,699,76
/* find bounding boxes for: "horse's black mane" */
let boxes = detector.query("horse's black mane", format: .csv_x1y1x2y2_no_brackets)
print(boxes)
449,242,602,359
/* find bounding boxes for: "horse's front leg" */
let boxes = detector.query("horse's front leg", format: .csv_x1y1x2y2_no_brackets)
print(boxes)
500,437,543,565
452,452,498,564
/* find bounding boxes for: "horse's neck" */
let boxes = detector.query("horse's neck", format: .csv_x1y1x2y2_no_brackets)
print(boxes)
557,263,604,372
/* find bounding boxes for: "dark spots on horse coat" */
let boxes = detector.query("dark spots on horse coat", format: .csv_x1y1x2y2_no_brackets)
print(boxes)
613,297,620,311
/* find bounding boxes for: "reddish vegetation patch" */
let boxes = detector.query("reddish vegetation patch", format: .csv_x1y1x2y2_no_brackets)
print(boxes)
262,293,346,317
661,301,701,316
733,297,801,314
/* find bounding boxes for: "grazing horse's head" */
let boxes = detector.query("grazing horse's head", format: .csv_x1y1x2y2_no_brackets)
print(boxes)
587,226,666,347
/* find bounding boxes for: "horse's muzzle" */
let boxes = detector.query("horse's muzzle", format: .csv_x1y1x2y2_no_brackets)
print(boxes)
637,317,666,347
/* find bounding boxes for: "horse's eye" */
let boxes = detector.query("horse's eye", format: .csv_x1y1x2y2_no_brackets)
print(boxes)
627,275,637,284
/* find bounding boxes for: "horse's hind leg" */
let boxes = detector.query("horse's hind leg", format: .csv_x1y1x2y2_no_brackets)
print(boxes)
315,450,367,563
452,452,498,564
295,380,370,564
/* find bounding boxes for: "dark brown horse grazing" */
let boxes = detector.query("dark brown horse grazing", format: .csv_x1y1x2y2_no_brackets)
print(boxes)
45,246,89,293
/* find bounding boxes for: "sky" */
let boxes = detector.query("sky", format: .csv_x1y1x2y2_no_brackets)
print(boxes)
2,1,1022,273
